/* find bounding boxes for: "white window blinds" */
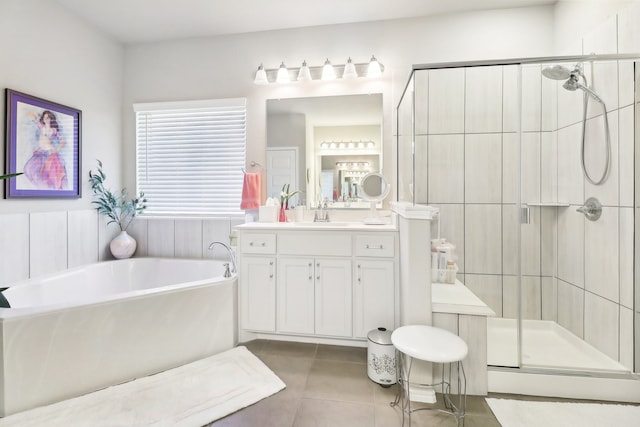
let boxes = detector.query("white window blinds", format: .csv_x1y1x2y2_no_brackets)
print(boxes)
134,98,246,216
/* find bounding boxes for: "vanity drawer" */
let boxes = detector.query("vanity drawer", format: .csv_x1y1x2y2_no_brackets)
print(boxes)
240,233,276,254
278,232,351,256
355,234,395,258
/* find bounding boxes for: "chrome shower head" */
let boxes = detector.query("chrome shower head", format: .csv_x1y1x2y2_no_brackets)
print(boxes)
562,73,580,91
541,64,572,80
542,63,584,81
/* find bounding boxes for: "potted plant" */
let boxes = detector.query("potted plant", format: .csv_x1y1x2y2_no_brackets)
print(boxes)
88,160,147,259
0,173,22,180
279,184,301,222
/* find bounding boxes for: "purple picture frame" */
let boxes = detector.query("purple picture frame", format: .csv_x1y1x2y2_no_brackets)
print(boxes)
5,89,81,198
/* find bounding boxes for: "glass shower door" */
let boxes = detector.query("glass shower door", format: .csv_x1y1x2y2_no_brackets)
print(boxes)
519,57,636,374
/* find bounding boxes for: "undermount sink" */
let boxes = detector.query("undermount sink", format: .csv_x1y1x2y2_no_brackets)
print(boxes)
290,222,351,227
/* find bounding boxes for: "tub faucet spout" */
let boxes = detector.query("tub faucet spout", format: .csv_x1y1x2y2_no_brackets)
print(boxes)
208,241,237,274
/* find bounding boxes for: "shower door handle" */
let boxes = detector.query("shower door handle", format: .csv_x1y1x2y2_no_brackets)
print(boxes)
576,197,602,221
520,207,530,224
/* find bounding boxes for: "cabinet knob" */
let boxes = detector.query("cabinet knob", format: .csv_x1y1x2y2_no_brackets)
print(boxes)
261,242,266,246
317,276,320,280
269,261,274,266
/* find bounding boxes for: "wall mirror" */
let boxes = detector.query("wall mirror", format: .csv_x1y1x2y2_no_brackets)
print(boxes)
266,93,383,209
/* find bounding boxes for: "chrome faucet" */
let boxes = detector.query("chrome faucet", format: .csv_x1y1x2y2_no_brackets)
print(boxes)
208,241,237,275
314,198,330,222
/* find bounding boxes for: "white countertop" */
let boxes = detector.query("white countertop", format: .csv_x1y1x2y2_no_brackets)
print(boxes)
432,280,496,317
235,220,398,232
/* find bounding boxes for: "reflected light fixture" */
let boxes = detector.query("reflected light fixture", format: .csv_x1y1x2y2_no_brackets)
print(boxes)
321,58,336,80
254,64,268,85
367,55,383,78
342,57,358,79
297,60,312,81
276,62,290,84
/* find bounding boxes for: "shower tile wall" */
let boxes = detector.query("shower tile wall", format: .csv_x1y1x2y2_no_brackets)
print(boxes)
0,209,241,286
414,2,638,369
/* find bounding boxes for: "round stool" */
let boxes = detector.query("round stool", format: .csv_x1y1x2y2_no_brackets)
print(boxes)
390,325,468,426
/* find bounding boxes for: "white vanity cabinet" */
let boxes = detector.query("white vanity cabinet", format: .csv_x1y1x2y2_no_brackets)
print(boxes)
276,257,315,334
353,259,395,338
238,232,277,332
313,258,352,337
236,223,398,345
277,257,352,337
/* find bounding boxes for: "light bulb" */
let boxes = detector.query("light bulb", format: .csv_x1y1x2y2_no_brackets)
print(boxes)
276,62,290,84
254,64,268,85
297,60,312,81
343,57,358,79
367,55,383,78
321,58,336,80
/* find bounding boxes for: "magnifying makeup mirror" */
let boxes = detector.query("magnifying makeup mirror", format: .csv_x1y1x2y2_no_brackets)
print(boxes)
360,172,390,225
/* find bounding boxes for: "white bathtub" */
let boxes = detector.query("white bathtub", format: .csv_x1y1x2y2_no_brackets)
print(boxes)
0,257,237,417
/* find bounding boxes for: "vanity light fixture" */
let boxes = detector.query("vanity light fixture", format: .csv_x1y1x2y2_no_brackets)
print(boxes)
253,56,384,84
297,60,312,81
321,58,336,80
367,55,383,78
343,57,358,79
335,161,370,170
254,64,269,85
321,139,375,150
276,62,290,84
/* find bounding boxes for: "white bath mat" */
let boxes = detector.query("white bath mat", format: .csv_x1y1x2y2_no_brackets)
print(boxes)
486,397,640,427
0,346,285,427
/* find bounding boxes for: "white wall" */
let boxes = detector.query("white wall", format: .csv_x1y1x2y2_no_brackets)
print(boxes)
122,5,556,198
554,0,636,55
0,0,124,283
1,0,635,285
0,0,124,211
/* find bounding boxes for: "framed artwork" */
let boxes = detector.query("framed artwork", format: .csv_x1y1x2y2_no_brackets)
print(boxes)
5,89,81,198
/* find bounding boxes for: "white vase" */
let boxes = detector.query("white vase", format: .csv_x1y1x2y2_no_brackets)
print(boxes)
110,230,137,259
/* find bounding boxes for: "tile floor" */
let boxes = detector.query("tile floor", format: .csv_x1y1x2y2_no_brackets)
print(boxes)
207,340,633,427
209,339,502,426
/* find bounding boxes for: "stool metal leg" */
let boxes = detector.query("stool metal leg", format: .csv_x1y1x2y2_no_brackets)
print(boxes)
391,352,467,427
390,350,412,427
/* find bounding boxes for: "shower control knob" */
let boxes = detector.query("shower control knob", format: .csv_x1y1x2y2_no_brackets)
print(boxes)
576,197,602,221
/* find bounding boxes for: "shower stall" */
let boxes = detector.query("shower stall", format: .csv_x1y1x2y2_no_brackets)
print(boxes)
396,54,639,398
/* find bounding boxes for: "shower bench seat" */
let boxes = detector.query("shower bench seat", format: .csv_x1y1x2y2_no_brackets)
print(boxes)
432,280,495,396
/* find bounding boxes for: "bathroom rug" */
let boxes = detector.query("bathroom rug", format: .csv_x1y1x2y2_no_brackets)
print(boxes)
486,397,640,427
0,346,285,427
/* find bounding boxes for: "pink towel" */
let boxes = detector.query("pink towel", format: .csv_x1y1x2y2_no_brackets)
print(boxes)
240,173,261,210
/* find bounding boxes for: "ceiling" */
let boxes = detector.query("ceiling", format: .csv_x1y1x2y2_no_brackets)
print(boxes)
54,0,556,44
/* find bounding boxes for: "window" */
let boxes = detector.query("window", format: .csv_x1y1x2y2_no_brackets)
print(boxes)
134,98,246,216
